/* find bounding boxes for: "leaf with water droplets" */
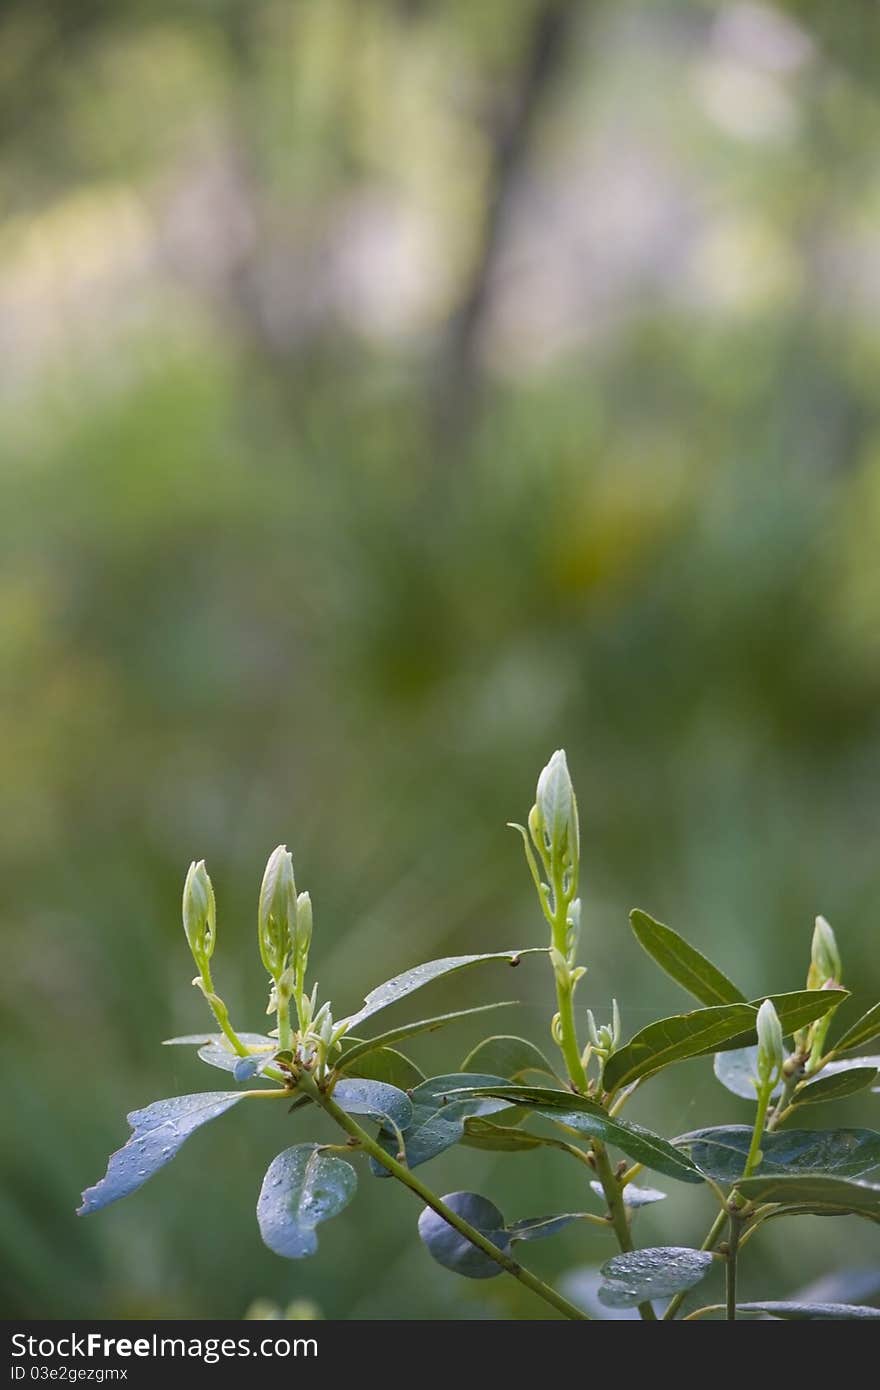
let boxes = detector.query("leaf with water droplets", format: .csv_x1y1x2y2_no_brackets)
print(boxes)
418,1193,509,1279
331,1079,413,1131
417,1192,595,1280
590,1181,666,1208
257,1145,357,1259
461,1034,557,1080
448,1085,704,1184
713,1046,784,1101
162,1033,276,1077
339,950,545,1032
676,1126,880,1183
78,1092,247,1215
736,1174,880,1217
370,1074,513,1177
598,1247,714,1308
734,1301,880,1320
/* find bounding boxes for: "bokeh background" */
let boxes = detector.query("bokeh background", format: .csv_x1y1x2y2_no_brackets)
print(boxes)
3,0,880,1320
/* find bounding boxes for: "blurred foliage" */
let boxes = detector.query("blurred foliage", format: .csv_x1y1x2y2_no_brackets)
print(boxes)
2,0,880,1319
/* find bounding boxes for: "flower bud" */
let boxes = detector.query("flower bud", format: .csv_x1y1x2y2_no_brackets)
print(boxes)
809,915,842,988
535,750,579,862
258,845,296,979
294,890,313,968
756,998,784,1085
183,860,216,969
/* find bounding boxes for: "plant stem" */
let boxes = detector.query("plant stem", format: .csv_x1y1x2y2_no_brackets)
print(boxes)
726,1213,740,1321
550,867,588,1092
592,1141,656,1321
743,1080,773,1178
662,1208,727,1320
314,1085,589,1321
199,967,249,1057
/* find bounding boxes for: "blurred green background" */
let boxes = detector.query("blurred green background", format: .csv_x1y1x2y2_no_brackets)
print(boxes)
2,0,880,1320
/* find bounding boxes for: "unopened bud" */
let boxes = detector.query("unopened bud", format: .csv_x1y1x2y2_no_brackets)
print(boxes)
183,860,215,969
809,915,842,988
295,890,313,967
535,750,579,866
258,845,296,979
756,999,784,1084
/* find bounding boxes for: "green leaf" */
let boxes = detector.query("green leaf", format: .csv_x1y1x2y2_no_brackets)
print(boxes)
793,1067,878,1107
676,1126,880,1183
78,1092,247,1215
417,1192,596,1281
337,1045,424,1090
733,1302,880,1320
331,1079,413,1131
590,1181,666,1208
257,1144,357,1259
713,1046,783,1101
370,1074,513,1177
629,910,746,1006
603,1004,757,1093
336,1002,516,1073
447,1085,704,1184
339,950,545,1032
835,1002,880,1054
741,989,848,1043
461,1117,577,1154
598,1247,714,1308
461,1034,557,1081
418,1193,508,1279
736,1174,880,1217
162,1033,276,1077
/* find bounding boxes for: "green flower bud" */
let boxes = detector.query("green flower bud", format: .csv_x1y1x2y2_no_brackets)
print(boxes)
294,890,313,968
535,750,579,864
809,915,842,988
258,845,296,979
756,998,784,1085
182,860,216,969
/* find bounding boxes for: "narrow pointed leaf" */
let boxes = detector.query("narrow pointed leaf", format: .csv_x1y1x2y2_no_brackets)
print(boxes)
331,1078,413,1130
78,1092,247,1215
462,1117,576,1154
738,989,848,1044
257,1144,357,1259
734,1302,880,1320
340,950,545,1032
590,1181,666,1207
598,1247,714,1308
163,1033,276,1077
676,1126,880,1183
448,1085,704,1184
461,1034,557,1080
793,1067,878,1107
603,1004,757,1093
736,1174,880,1216
508,1214,590,1242
714,1046,784,1101
337,1045,425,1090
835,1003,880,1054
371,1074,513,1177
629,910,746,1006
418,1193,508,1279
337,1002,515,1072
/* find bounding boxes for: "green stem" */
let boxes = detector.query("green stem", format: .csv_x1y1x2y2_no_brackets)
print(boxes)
276,980,292,1053
550,868,588,1093
743,1080,773,1178
314,1085,589,1321
726,1214,740,1321
592,1141,656,1321
662,1208,727,1320
199,966,249,1057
